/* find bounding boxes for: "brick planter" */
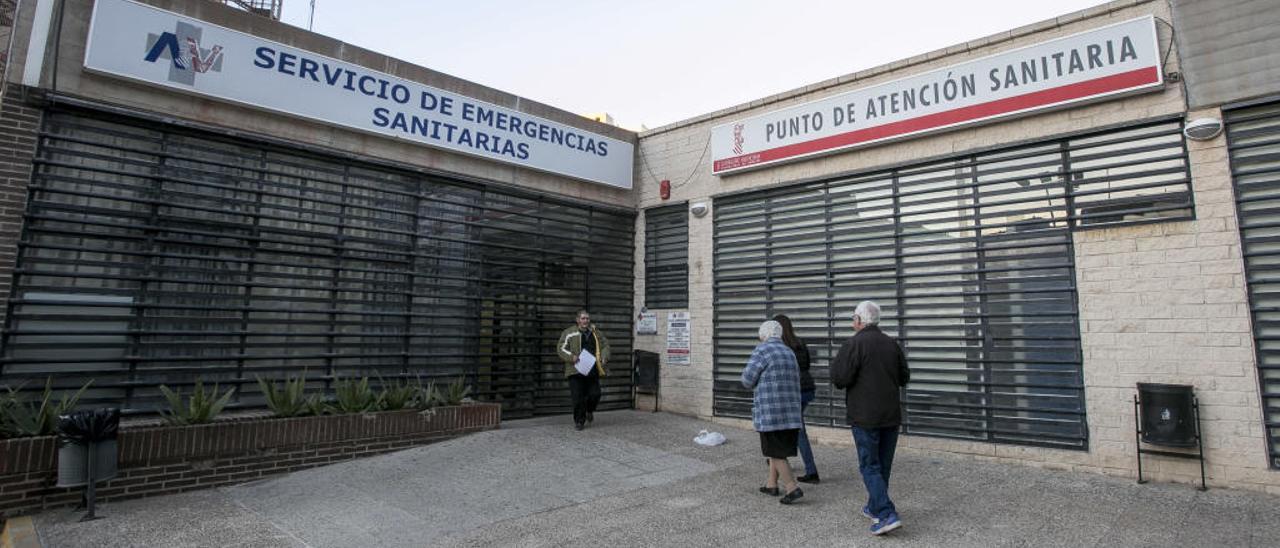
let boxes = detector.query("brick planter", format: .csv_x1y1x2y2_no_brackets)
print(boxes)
0,403,500,519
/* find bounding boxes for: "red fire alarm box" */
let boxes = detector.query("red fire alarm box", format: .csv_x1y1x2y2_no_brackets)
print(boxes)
659,179,670,200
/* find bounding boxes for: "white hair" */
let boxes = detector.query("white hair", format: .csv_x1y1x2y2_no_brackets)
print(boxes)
853,301,881,326
758,320,783,341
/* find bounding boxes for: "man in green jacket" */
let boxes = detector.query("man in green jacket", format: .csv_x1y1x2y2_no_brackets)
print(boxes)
557,309,611,431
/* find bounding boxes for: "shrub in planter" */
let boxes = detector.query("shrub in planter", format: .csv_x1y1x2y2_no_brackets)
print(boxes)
0,378,92,438
442,377,472,406
257,374,311,417
332,377,381,414
414,379,441,410
304,393,330,416
158,381,235,425
379,378,417,411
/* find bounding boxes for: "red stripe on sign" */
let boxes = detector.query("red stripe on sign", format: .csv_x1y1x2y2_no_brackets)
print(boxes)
714,66,1160,173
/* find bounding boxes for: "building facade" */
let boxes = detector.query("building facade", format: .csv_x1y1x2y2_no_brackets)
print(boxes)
1,0,1278,494
0,0,640,420
633,0,1280,494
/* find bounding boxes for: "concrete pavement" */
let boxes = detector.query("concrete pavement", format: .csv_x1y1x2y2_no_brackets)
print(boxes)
31,411,1280,547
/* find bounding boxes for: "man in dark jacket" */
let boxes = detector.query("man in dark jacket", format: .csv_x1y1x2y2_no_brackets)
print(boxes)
830,300,910,536
557,309,610,431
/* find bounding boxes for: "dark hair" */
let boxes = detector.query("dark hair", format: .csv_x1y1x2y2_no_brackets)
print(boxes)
576,309,590,319
771,314,800,349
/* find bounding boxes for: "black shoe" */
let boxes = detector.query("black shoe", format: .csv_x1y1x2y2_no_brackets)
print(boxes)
587,412,594,423
758,486,780,496
575,422,585,431
779,488,804,505
797,473,821,484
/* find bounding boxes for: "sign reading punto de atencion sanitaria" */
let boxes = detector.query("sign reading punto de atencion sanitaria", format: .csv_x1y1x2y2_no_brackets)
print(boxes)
712,16,1162,175
83,0,634,189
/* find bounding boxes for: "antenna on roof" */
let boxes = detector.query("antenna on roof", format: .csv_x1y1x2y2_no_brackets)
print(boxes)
216,1,283,21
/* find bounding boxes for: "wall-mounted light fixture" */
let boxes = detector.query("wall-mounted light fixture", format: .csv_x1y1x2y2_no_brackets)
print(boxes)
690,202,709,217
1183,117,1223,141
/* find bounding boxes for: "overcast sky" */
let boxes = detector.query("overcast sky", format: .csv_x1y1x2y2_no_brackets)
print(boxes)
277,0,1113,130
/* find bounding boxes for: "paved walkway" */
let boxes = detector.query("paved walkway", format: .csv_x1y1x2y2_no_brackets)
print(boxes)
32,411,1280,547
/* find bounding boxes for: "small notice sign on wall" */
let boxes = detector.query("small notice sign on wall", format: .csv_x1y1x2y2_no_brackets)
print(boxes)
636,311,657,335
666,312,690,366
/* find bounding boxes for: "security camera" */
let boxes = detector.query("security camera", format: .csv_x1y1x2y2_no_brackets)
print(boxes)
690,202,709,217
1183,117,1223,141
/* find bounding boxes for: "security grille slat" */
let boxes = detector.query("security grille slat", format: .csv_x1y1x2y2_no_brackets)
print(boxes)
714,119,1193,450
0,109,635,419
1226,99,1280,469
644,203,689,309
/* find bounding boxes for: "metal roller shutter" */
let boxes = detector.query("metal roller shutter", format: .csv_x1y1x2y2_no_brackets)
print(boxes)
0,107,635,419
644,203,689,309
715,118,1193,450
1226,99,1280,468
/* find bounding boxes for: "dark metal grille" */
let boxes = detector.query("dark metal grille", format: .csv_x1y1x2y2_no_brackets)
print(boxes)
644,203,689,309
714,119,1193,450
1225,99,1280,468
0,109,635,419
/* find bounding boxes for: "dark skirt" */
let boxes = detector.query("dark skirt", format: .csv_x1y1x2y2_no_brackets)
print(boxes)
759,429,799,458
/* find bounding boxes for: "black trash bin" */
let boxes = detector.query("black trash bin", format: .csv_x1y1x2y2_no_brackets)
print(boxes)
56,408,120,520
1133,384,1205,490
1137,383,1196,447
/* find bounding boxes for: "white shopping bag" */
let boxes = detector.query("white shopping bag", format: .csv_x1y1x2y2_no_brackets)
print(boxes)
694,429,726,446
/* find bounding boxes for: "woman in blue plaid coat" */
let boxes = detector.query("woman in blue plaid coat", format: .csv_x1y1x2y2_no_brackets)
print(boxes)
741,320,805,504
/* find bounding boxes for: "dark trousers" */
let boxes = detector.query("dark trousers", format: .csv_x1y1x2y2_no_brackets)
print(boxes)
798,390,817,475
852,425,900,521
568,370,601,425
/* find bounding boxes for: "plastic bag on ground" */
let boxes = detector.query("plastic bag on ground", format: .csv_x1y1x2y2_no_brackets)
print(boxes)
694,429,726,446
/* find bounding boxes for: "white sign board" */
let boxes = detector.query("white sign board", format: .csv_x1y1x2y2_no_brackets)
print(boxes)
636,311,657,335
712,16,1162,175
84,0,635,189
666,312,690,366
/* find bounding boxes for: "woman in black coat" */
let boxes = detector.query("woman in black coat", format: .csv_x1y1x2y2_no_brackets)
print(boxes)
773,314,820,483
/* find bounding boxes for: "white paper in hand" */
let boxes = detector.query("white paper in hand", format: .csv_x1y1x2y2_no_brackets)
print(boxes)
575,350,596,375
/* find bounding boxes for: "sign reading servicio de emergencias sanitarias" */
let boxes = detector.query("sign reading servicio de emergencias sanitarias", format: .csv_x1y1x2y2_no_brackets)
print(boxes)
83,0,635,189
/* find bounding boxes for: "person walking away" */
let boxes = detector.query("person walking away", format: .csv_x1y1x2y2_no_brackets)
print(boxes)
741,320,805,505
830,301,910,535
773,314,820,484
557,309,610,431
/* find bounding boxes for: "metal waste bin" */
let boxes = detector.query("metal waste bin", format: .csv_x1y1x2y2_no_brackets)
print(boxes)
56,408,121,486
56,408,120,520
1136,383,1196,447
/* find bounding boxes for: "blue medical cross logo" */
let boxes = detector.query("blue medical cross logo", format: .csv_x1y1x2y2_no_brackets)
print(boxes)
143,21,224,85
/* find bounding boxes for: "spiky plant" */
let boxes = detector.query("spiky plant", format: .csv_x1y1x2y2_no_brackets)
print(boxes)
379,377,417,411
331,377,381,414
1,379,92,437
442,377,472,406
158,381,235,426
257,374,311,417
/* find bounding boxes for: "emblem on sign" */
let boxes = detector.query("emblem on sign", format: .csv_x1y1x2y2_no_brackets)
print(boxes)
143,21,224,85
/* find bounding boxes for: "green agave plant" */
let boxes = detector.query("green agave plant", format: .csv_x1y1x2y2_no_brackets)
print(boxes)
414,378,441,411
379,377,417,411
304,393,330,416
331,377,381,414
158,381,235,426
257,373,311,418
0,378,92,438
442,377,471,406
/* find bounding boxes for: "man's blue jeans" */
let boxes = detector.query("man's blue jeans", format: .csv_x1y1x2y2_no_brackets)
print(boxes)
798,390,817,475
851,425,900,521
